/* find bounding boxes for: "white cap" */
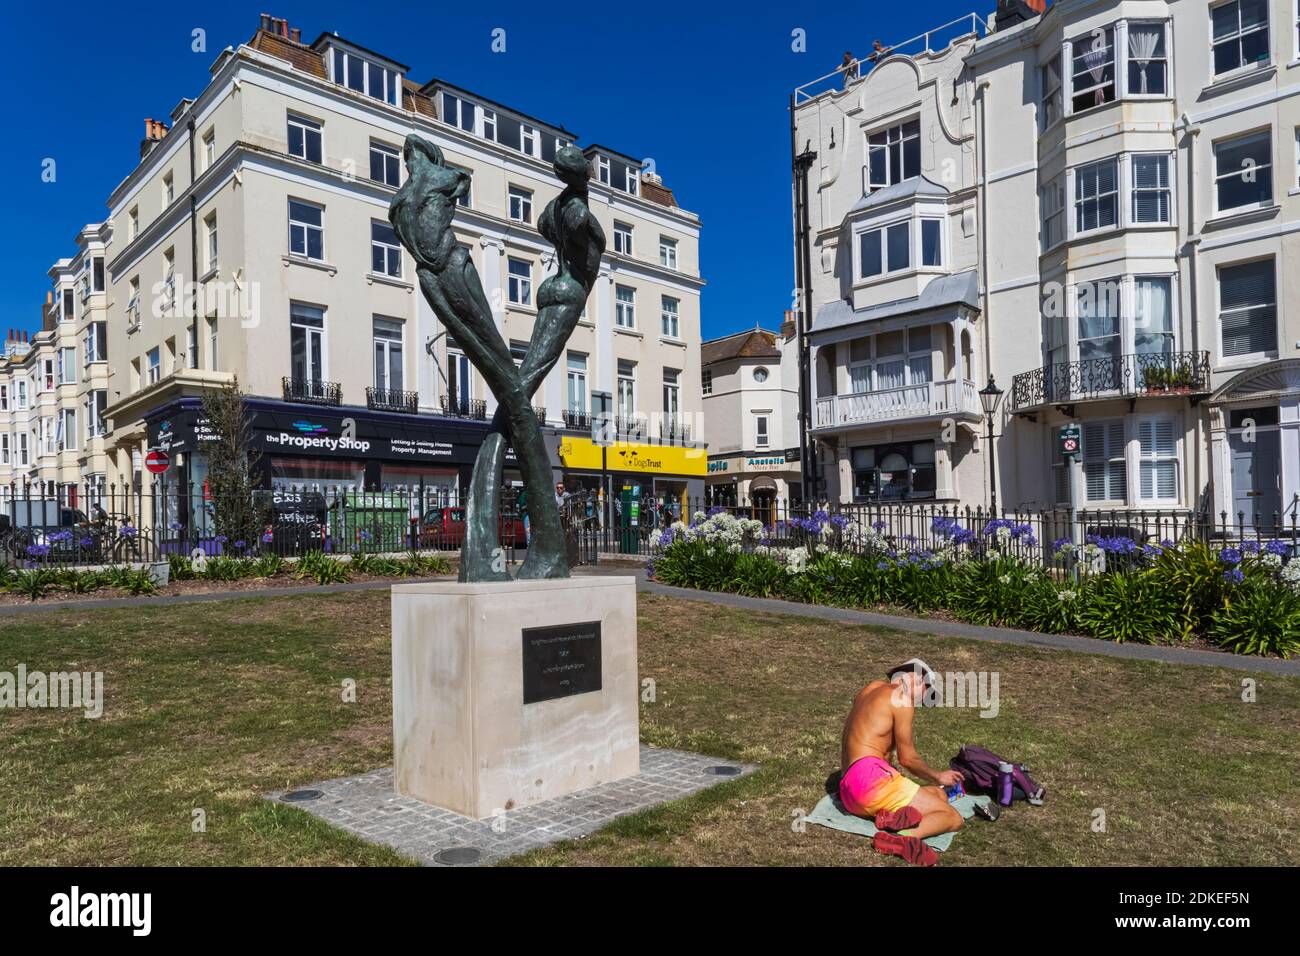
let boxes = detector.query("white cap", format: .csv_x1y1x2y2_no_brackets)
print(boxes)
888,657,936,688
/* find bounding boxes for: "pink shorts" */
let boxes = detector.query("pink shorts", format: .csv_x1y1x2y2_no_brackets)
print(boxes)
839,755,920,818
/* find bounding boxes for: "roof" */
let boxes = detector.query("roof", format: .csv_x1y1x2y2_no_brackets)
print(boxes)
422,78,577,139
846,174,948,216
810,270,980,342
701,328,780,365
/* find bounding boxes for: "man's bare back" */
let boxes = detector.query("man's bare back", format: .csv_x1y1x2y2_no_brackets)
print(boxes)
841,679,898,770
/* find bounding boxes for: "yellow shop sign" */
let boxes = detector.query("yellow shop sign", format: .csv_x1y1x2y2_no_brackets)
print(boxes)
557,437,707,476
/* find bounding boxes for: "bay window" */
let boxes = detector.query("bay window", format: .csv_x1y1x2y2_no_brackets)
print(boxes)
1040,53,1063,129
1040,175,1066,250
1070,27,1115,112
1076,280,1122,390
1126,23,1167,95
1134,277,1174,357
1074,158,1119,233
856,219,919,279
1131,154,1171,223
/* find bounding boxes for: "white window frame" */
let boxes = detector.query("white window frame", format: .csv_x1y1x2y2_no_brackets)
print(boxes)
202,130,215,170
865,118,921,192
1126,21,1170,98
147,347,161,386
1217,256,1278,361
1130,153,1172,225
59,408,77,453
613,221,633,256
701,368,712,395
1040,174,1067,251
1213,129,1274,214
1081,418,1128,503
288,199,324,261
520,124,537,157
163,170,174,207
566,352,588,412
659,236,678,269
287,113,323,164
662,368,680,418
617,361,636,418
855,217,913,281
371,220,402,277
369,140,401,187
919,217,944,268
1040,52,1063,130
332,48,401,105
1071,157,1121,237
615,285,636,328
481,108,497,141
508,185,533,224
754,414,770,449
660,296,680,338
507,257,532,306
1137,415,1180,503
204,214,218,273
1068,26,1117,114
1210,0,1272,79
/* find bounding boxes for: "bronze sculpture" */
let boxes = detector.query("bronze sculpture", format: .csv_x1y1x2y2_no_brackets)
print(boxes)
390,135,605,581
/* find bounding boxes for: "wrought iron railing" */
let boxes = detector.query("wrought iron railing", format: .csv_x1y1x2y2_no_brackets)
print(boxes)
366,386,419,413
1010,351,1211,412
562,409,592,431
658,417,692,444
533,405,547,425
282,376,342,406
440,395,487,420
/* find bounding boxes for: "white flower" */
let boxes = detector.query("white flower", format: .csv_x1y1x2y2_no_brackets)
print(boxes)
1058,589,1077,602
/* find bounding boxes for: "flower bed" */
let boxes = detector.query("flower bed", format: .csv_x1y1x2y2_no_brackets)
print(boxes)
647,509,1300,658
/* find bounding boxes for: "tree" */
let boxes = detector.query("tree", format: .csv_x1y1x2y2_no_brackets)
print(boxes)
200,379,263,547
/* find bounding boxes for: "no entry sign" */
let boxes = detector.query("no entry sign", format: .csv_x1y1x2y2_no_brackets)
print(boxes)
145,449,170,474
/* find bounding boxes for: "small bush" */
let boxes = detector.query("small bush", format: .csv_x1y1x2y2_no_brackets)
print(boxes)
1209,581,1300,658
253,553,285,578
1076,571,1180,644
169,554,196,581
9,569,55,601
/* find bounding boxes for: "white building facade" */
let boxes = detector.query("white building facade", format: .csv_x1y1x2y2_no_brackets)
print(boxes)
794,0,1300,529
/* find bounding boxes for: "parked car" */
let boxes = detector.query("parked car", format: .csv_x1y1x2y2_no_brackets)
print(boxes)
419,507,526,550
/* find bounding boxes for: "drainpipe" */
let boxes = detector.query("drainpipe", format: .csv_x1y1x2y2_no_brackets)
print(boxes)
1181,111,1203,514
976,78,993,507
188,115,201,373
790,93,818,504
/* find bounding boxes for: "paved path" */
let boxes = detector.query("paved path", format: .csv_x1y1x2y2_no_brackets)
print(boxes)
577,566,1300,678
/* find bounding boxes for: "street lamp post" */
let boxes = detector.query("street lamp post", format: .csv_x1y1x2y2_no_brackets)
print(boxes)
978,375,1004,516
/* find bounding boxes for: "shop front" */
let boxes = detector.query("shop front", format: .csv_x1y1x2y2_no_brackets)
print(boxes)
704,450,802,521
553,435,706,528
144,397,504,544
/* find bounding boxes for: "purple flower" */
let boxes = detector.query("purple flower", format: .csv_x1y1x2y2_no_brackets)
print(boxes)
1223,567,1245,584
1218,547,1242,566
1264,539,1289,557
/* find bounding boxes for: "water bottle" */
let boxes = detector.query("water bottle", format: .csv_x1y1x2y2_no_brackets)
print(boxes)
996,761,1015,806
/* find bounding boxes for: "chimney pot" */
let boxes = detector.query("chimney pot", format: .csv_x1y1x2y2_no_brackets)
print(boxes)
260,13,271,32
290,27,301,43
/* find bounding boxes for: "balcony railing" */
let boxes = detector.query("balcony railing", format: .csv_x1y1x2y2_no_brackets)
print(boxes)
658,417,692,444
814,379,980,430
562,409,593,431
440,395,487,420
282,376,342,406
1010,351,1211,412
366,386,419,413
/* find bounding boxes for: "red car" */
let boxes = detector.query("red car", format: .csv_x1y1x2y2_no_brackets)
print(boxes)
419,507,527,550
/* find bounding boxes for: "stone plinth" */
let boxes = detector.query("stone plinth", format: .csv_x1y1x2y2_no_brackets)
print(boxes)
391,576,639,819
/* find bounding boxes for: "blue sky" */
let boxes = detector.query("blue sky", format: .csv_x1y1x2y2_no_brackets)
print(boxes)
0,0,982,341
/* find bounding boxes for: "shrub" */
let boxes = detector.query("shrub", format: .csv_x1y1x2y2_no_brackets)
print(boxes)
1076,571,1180,644
1209,581,1300,658
66,570,107,594
253,553,285,578
1015,576,1085,634
949,557,1034,627
297,551,351,585
204,556,245,582
9,569,55,601
120,567,159,596
169,554,196,581
1147,542,1228,638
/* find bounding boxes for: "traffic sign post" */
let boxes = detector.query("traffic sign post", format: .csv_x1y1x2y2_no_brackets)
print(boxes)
145,449,170,475
1059,424,1082,580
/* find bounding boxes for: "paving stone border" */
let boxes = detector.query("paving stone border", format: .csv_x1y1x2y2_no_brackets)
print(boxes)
267,745,755,866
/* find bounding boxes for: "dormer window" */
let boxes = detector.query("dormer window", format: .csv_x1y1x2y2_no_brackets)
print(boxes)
442,92,476,132
330,48,401,106
866,120,920,192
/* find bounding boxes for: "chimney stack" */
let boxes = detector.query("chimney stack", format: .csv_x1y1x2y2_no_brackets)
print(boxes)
140,118,169,159
780,310,796,341
290,27,301,43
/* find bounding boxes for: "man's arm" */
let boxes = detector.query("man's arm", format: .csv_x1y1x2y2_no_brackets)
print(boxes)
892,698,961,786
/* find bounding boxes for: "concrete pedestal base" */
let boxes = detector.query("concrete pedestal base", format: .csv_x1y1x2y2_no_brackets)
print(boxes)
391,576,639,819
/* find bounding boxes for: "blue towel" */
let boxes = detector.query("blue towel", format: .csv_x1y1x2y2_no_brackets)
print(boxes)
803,792,991,852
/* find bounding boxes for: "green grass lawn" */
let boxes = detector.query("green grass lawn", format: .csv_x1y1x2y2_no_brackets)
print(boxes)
3,589,1298,866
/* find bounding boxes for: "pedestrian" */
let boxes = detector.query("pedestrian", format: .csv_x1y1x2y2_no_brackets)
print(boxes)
840,50,860,87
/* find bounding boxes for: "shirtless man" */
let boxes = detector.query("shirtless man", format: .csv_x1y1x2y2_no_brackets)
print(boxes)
839,658,964,866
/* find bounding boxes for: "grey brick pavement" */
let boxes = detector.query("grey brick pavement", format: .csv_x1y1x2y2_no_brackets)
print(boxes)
267,745,754,866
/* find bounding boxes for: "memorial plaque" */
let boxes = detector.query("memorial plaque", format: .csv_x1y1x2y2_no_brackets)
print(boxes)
522,621,602,704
